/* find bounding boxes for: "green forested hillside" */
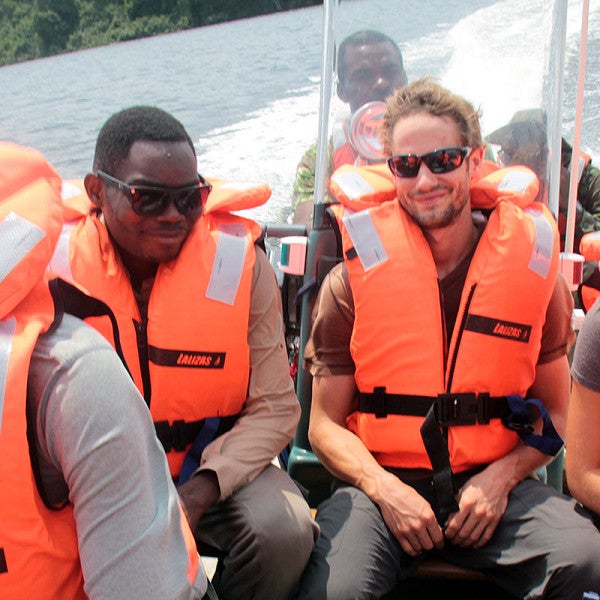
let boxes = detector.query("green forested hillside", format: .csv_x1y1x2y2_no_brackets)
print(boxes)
0,0,321,67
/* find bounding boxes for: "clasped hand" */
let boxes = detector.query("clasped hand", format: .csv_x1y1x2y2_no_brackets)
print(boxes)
444,467,509,549
379,468,509,556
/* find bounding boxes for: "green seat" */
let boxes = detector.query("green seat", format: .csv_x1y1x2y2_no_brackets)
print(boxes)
285,210,339,509
545,448,565,492
287,446,333,508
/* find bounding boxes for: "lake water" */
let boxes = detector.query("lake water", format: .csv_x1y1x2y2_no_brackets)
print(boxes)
1,0,599,224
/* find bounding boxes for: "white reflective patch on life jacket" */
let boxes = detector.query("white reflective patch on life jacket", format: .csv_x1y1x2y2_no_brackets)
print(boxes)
48,222,77,281
525,208,554,279
219,181,261,192
206,229,248,305
61,181,83,200
497,170,536,194
331,170,375,200
0,212,45,284
343,209,388,271
0,318,16,435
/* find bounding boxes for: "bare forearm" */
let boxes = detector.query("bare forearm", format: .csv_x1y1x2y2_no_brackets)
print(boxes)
310,374,449,553
309,414,391,501
485,443,555,492
569,470,600,514
566,382,600,514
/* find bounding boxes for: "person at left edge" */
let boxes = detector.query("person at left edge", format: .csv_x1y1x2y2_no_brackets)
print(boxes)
52,106,318,600
0,141,207,599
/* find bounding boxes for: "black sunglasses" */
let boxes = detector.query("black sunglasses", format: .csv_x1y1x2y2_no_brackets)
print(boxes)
96,169,212,217
387,146,472,178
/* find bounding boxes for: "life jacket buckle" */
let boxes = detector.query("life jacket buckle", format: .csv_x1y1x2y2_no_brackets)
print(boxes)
435,392,491,427
502,397,538,434
170,419,188,452
506,421,535,434
154,419,193,453
373,386,388,418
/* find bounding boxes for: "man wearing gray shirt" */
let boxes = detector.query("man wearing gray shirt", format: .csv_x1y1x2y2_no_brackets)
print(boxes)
567,298,600,524
0,140,207,599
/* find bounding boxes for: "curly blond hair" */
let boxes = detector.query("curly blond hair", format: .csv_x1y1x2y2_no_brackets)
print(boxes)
381,77,483,155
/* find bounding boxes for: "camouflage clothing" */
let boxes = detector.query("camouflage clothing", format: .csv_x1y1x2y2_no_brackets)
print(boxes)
291,142,335,209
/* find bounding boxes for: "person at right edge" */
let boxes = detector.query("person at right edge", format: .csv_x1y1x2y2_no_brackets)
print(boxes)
566,295,600,528
296,78,600,599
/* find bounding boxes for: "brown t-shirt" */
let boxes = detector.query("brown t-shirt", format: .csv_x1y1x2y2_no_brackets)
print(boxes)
305,235,575,377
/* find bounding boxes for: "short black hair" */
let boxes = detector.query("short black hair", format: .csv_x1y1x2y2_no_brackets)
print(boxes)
93,106,196,173
336,30,404,83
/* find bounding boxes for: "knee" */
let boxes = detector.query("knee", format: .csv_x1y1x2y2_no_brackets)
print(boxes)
548,528,600,595
297,558,379,600
253,492,317,569
221,476,315,567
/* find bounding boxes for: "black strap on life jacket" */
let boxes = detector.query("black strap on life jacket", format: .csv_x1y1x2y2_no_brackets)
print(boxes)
420,404,459,525
360,389,511,524
28,278,132,511
48,277,130,378
0,547,7,574
154,419,208,454
155,415,240,486
359,389,510,425
154,415,238,459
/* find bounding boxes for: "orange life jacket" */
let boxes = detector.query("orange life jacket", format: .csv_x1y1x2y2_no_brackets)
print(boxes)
579,230,600,312
332,102,388,169
330,164,558,471
52,179,269,478
0,142,86,599
333,142,359,169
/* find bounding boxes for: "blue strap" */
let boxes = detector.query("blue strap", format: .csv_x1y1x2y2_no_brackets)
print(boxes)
503,395,563,456
294,277,318,305
178,417,221,485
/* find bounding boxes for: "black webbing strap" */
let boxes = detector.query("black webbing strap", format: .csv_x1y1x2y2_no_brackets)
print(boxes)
360,388,562,523
359,388,509,526
154,415,239,454
359,389,509,425
0,547,7,574
155,419,205,453
420,405,459,525
48,277,130,378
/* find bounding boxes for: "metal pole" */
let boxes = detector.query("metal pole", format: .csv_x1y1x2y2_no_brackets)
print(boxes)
565,0,590,254
312,0,336,216
547,0,569,219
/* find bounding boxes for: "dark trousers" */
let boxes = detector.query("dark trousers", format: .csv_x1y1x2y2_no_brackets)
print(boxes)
196,465,319,600
297,473,600,600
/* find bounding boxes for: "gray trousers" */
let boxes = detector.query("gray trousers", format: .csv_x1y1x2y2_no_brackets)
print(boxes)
296,475,600,600
196,464,319,600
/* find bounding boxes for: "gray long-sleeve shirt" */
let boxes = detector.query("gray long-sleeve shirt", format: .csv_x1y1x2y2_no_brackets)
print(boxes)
27,313,207,599
572,299,600,393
